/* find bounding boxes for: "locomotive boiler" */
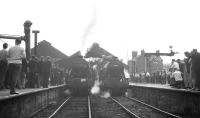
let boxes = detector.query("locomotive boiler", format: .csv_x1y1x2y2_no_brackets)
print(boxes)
67,56,92,96
99,57,128,96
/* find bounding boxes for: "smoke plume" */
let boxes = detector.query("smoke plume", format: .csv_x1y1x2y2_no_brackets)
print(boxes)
81,5,97,56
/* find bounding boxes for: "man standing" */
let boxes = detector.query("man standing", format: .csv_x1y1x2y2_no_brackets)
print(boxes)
190,49,200,90
7,39,26,94
184,52,192,89
0,43,8,89
170,59,180,71
41,56,51,88
28,55,38,88
38,56,45,88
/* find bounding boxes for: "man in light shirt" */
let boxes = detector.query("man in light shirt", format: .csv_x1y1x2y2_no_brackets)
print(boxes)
7,39,26,94
170,59,180,71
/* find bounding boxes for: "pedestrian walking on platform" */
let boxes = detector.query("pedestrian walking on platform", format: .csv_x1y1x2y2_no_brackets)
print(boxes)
7,39,26,94
0,43,8,89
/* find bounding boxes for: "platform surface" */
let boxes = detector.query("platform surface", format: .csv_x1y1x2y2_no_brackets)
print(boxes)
129,83,200,93
0,86,58,100
129,83,172,89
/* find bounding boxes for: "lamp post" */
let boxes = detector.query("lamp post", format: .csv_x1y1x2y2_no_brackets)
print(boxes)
32,30,40,56
24,20,32,60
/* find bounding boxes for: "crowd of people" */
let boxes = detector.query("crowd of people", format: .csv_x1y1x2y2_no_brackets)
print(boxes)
131,49,200,91
0,39,66,94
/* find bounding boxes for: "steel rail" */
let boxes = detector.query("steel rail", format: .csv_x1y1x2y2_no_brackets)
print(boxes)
127,97,182,118
111,97,141,118
48,96,72,118
88,96,92,118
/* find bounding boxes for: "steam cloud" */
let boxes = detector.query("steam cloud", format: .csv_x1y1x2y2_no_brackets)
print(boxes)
64,89,71,95
81,5,97,55
90,80,101,95
100,91,111,98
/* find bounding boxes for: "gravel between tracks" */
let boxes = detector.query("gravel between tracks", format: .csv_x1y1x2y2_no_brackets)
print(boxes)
91,96,132,118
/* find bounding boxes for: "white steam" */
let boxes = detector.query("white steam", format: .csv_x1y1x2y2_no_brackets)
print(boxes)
90,80,111,98
64,89,71,95
90,80,101,95
81,4,97,55
100,91,111,98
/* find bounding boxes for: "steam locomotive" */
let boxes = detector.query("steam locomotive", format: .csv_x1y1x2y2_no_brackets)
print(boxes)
98,57,128,96
58,55,128,96
67,56,93,96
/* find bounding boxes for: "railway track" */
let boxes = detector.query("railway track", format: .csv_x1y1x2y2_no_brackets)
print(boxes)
30,97,68,118
113,96,182,118
91,96,140,118
31,96,91,118
32,95,182,118
49,96,91,118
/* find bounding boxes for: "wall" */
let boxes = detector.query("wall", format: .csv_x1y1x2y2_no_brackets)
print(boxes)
0,85,68,118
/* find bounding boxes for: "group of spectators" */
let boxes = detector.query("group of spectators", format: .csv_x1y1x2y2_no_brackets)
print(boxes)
0,39,65,94
167,49,200,90
0,39,25,94
132,71,167,84
131,49,200,91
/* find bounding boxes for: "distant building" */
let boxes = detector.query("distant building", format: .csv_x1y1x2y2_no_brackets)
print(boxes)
128,50,163,75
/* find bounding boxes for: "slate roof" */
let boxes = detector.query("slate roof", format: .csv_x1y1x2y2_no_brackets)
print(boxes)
85,43,114,58
55,51,87,68
31,40,68,60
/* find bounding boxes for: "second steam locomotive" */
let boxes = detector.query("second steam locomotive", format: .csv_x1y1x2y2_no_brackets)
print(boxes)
97,56,128,96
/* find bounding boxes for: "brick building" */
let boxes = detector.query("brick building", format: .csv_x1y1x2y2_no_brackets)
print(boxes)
128,50,163,75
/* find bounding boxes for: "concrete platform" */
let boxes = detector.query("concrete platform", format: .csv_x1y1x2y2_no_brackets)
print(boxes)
129,83,200,93
0,85,68,118
0,86,57,100
128,83,200,117
129,83,171,88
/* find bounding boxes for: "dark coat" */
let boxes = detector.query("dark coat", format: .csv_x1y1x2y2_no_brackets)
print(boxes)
41,60,51,73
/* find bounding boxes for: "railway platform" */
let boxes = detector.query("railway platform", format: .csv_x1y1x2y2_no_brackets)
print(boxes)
0,85,69,118
0,87,55,100
128,83,200,117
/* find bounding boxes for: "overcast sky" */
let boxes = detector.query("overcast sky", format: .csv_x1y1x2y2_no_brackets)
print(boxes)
0,0,200,64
